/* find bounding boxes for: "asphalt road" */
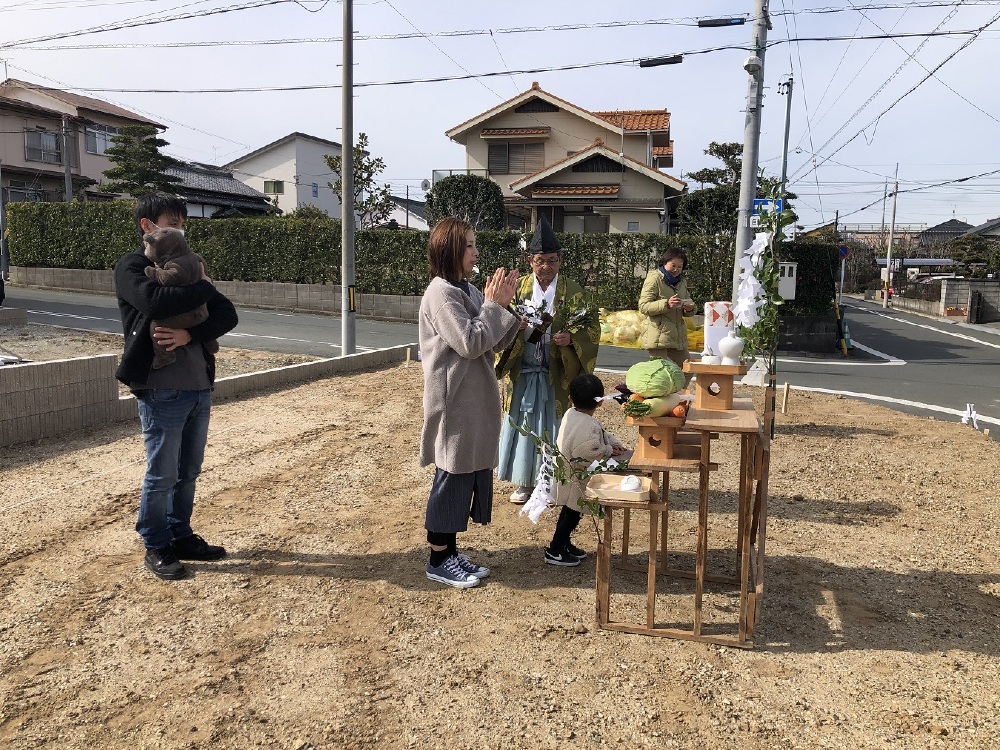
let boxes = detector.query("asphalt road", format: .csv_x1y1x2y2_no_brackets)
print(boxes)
4,287,999,434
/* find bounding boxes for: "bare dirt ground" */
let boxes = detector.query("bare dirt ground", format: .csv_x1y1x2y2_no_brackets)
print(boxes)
1,325,998,750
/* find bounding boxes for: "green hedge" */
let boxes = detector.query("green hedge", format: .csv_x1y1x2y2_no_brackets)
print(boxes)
6,201,838,314
778,240,839,316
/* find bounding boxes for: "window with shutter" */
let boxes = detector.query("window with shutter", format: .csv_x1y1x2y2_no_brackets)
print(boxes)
489,142,545,175
488,143,509,174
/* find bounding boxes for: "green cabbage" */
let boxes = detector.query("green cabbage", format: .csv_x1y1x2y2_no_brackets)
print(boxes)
625,358,685,398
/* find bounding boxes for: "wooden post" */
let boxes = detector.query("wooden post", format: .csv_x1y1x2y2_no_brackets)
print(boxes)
780,382,790,414
646,509,658,628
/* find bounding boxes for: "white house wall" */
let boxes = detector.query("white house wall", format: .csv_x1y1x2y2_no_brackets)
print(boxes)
228,141,298,215
292,139,343,219
229,138,342,218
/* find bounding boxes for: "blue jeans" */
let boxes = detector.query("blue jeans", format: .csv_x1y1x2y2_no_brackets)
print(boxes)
135,389,212,550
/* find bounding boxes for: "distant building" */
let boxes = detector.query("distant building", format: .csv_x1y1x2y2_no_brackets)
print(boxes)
917,219,973,248
0,77,164,203
441,82,685,234
839,223,925,253
224,132,344,218
377,195,428,231
165,162,272,218
961,216,1000,240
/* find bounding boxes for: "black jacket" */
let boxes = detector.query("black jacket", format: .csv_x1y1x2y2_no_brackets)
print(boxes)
114,250,238,385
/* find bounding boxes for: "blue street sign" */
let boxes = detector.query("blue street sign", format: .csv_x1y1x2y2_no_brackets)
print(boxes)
839,245,850,260
752,198,784,215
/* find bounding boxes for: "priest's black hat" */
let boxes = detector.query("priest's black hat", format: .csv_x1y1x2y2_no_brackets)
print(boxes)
528,216,561,254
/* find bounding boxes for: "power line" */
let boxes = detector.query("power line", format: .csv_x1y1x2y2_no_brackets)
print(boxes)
816,165,1000,223
789,9,1000,186
34,29,992,95
789,2,963,182
0,0,301,49
6,3,1000,49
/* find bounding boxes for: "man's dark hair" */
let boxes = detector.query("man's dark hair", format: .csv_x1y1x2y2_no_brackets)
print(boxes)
569,373,604,410
134,193,187,235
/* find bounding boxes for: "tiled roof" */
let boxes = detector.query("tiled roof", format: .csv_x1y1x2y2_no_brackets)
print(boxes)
165,162,269,201
652,145,674,157
390,194,427,220
0,79,163,127
962,216,1000,236
593,110,671,131
480,127,551,137
531,185,620,196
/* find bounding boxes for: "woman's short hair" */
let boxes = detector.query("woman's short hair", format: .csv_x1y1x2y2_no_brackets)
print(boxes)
569,373,604,409
657,247,688,270
427,217,473,283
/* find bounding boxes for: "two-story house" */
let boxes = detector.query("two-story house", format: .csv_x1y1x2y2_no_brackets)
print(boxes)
224,132,344,218
443,82,686,233
0,78,165,202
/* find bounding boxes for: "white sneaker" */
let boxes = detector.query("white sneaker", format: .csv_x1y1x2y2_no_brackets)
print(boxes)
509,486,533,504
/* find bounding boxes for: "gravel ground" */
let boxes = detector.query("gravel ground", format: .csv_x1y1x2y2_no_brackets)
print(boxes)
0,324,998,750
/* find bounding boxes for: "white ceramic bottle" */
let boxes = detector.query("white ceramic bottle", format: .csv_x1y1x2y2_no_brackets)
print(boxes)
717,331,746,366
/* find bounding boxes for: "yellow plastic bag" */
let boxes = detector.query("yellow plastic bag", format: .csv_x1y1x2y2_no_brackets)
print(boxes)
599,308,646,349
600,308,705,351
685,316,704,352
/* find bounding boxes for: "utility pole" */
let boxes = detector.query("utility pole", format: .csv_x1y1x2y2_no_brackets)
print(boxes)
836,210,845,307
778,75,793,196
0,159,8,281
883,165,899,309
340,0,356,355
731,0,771,302
61,114,74,202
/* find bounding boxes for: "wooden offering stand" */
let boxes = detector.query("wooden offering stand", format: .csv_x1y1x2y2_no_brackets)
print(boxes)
594,381,770,648
682,361,748,411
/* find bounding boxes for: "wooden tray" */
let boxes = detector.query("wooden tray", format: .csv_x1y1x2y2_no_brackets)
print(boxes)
585,474,652,503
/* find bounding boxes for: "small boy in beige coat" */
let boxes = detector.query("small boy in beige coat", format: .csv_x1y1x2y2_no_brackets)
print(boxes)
545,373,628,567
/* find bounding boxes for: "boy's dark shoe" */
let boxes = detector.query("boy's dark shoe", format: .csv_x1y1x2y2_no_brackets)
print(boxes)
565,542,588,560
170,533,226,561
144,548,188,580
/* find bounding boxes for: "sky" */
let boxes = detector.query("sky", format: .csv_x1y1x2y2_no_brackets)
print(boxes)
2,0,999,232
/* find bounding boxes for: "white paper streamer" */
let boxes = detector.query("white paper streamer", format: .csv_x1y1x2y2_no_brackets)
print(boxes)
519,443,558,524
961,403,980,430
734,232,772,329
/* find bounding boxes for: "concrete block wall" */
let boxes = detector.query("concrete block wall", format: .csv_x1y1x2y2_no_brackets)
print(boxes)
10,267,421,323
0,344,417,448
0,354,132,447
941,279,1000,323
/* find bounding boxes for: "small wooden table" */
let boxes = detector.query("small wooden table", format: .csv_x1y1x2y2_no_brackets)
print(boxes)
595,397,767,648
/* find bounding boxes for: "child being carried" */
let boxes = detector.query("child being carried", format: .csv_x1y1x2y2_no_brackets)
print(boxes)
142,227,219,369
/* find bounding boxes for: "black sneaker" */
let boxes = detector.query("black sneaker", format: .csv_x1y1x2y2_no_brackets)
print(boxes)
544,547,581,567
170,533,226,561
144,548,188,580
565,542,588,560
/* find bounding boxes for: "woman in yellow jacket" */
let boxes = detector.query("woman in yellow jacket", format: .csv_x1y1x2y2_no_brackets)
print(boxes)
637,248,696,370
